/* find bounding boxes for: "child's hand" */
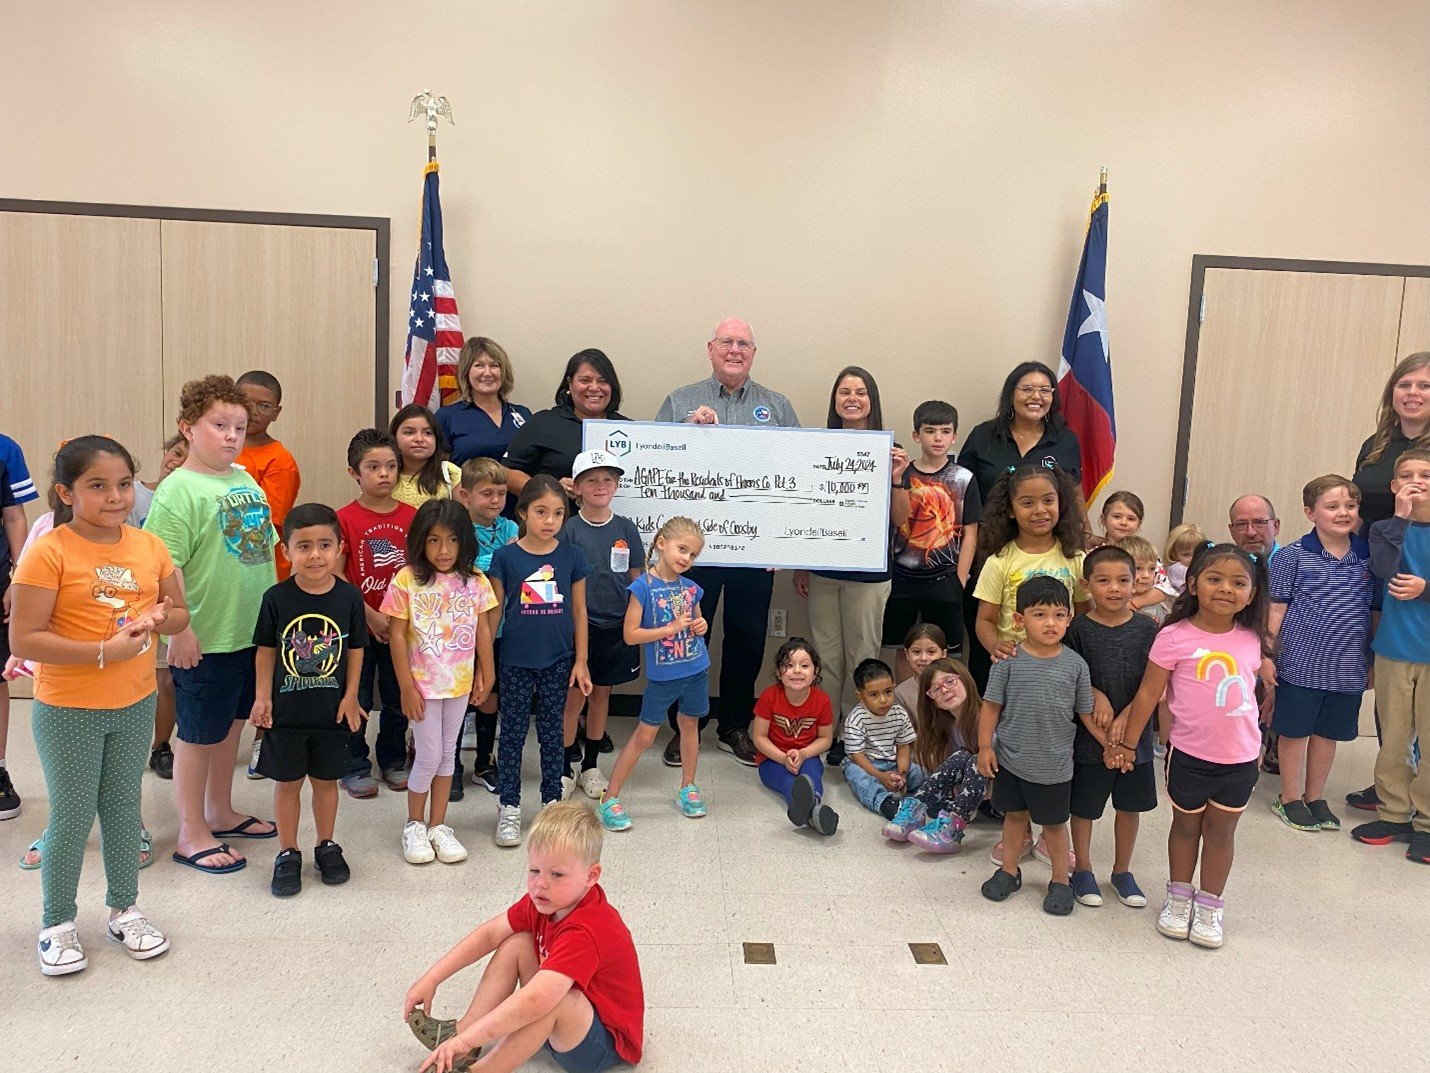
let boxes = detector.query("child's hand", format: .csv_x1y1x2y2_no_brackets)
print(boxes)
570,660,592,697
126,596,173,636
337,694,363,733
249,698,273,729
167,628,203,670
1394,479,1428,518
422,1035,475,1073
1107,714,1128,747
469,668,490,709
877,770,901,792
890,770,908,792
785,749,802,773
669,611,693,637
403,976,437,1021
991,640,1018,662
976,747,998,779
1092,693,1114,729
365,607,390,644
402,687,425,721
1389,573,1427,601
690,615,709,637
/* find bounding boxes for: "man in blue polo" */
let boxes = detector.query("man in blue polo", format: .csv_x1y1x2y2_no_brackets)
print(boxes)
654,317,799,766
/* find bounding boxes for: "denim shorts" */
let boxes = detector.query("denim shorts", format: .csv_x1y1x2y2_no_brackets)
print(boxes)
545,1013,620,1073
639,670,710,725
171,647,256,746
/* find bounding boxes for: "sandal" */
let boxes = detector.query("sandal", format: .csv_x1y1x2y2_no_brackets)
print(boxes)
211,816,276,840
21,829,153,871
171,843,247,874
18,837,42,871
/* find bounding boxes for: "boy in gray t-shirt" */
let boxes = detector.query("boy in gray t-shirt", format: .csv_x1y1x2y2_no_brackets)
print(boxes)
976,576,1092,916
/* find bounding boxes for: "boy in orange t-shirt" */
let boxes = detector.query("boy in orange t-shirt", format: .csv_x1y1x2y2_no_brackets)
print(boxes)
237,370,301,580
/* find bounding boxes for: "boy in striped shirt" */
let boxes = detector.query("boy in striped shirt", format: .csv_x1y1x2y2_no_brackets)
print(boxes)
841,658,925,819
1267,475,1380,833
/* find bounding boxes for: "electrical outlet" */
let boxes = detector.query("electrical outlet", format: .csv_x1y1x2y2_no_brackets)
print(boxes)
770,609,788,637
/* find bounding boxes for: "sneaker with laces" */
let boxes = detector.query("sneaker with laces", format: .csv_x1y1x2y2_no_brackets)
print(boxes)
662,735,684,768
881,798,927,841
578,767,609,799
428,824,468,864
1110,871,1147,908
1351,819,1415,845
599,796,633,831
1346,785,1380,811
246,739,265,780
495,805,522,847
38,921,87,975
403,820,435,864
908,812,966,854
561,774,577,800
0,765,20,820
678,784,707,818
473,763,499,793
1304,799,1341,831
717,728,759,766
1032,836,1076,873
383,766,411,792
1272,795,1320,831
1156,882,1194,940
990,837,1033,867
148,742,174,780
106,908,170,960
1188,892,1225,948
340,772,380,799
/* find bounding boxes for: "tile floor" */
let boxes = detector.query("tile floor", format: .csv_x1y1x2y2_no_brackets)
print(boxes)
1,706,1424,1073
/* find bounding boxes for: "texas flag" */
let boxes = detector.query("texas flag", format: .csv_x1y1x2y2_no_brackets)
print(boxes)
1057,182,1115,502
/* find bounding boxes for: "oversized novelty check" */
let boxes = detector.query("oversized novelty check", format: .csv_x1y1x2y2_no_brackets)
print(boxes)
582,420,893,570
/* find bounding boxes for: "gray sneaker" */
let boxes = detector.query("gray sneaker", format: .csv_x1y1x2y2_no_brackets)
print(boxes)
382,766,410,792
341,773,379,799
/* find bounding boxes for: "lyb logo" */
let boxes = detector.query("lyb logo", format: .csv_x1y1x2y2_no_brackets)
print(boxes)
604,430,631,457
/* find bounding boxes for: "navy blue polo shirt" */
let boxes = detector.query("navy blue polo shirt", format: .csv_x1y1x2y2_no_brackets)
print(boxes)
1268,530,1379,693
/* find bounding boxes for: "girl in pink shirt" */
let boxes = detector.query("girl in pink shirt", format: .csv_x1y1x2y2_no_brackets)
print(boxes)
1112,543,1274,951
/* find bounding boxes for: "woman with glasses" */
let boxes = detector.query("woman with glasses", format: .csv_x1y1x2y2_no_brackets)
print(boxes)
956,362,1084,689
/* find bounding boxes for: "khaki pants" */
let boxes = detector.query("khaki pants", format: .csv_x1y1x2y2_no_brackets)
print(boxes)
807,573,891,720
1373,655,1430,831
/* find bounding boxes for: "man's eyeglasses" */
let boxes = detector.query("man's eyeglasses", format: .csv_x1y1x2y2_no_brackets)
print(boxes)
1229,518,1274,531
713,337,753,353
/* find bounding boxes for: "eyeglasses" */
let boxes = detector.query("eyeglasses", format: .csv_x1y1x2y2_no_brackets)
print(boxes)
925,678,961,699
251,402,278,415
1015,386,1054,398
713,337,753,352
1229,519,1274,531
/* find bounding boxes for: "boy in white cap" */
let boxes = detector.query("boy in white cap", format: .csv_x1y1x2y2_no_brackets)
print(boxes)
559,451,645,798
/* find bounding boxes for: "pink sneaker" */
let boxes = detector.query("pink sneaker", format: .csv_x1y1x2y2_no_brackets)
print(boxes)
1031,836,1075,874
990,837,1033,867
907,812,966,854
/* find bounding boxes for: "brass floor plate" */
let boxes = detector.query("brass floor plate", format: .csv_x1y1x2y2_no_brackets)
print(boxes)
742,942,777,965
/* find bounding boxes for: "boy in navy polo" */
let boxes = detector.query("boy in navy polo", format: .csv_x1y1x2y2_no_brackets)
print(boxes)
1354,449,1430,864
1267,475,1379,833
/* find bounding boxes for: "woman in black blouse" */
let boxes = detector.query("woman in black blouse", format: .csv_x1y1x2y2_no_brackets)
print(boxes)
503,349,629,496
956,361,1083,688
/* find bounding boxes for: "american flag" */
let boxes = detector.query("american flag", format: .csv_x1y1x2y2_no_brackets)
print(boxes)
368,537,405,569
400,162,464,409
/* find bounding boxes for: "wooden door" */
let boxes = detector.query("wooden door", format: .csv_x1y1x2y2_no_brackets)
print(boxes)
0,213,165,487
1182,269,1404,544
159,220,378,512
1399,276,1430,359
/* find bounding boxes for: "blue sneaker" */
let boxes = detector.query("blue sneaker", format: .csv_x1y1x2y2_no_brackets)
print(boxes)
677,784,707,818
908,812,965,854
1109,871,1147,908
1071,869,1103,907
598,796,632,832
881,798,926,841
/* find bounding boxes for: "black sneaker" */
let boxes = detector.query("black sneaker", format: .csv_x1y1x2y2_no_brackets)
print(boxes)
981,867,1022,902
976,799,1004,823
1408,831,1430,865
448,776,465,802
808,802,839,836
314,840,351,885
1305,799,1341,831
1043,881,1076,916
271,849,302,897
1351,819,1414,845
148,743,174,780
825,740,846,767
599,732,614,755
662,734,684,768
1273,796,1320,832
1346,785,1380,811
879,795,900,820
787,774,817,827
473,763,499,793
717,728,759,766
0,766,20,820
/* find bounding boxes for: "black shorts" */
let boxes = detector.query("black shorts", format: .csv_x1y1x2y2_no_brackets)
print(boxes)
1270,679,1361,742
1070,760,1158,820
992,769,1072,826
0,576,10,663
1165,747,1259,813
587,623,640,687
880,588,963,651
257,727,350,782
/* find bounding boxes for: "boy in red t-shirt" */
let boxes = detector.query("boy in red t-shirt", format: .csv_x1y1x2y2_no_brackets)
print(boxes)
336,429,417,799
405,800,644,1072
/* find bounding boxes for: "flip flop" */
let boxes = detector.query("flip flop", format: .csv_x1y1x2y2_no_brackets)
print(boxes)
21,829,153,870
18,837,43,871
210,816,276,839
171,843,247,874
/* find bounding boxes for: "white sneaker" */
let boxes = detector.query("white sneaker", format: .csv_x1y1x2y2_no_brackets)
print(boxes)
38,921,87,976
460,711,478,751
403,820,435,864
577,767,608,799
1188,894,1225,949
428,824,468,864
561,774,577,800
1156,883,1194,940
246,739,265,779
495,805,522,847
106,908,170,960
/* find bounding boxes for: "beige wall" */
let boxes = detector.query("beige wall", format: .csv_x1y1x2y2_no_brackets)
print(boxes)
4,0,1429,553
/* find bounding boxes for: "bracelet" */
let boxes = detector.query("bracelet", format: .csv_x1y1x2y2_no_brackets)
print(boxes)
97,638,106,670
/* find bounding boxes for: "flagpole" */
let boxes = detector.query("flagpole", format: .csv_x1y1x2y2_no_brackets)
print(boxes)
1098,166,1107,196
408,89,454,164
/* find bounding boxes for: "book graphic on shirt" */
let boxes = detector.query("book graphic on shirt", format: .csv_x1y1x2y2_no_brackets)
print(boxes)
521,565,564,606
367,536,405,570
1191,648,1256,716
215,487,274,566
279,613,344,693
91,564,140,641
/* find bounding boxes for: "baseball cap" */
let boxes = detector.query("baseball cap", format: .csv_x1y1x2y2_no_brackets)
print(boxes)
572,449,625,481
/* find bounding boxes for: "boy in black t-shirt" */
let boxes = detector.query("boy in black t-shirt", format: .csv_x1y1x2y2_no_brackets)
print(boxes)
251,503,369,897
1064,545,1160,911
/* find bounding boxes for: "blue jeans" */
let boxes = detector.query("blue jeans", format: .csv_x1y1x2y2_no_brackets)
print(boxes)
759,756,826,809
349,641,408,777
842,757,927,813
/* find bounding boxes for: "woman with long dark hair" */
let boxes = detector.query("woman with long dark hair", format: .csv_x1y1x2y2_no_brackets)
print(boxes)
503,349,628,496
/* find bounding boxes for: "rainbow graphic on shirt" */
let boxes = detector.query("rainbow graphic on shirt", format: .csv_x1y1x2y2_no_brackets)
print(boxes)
1192,648,1256,716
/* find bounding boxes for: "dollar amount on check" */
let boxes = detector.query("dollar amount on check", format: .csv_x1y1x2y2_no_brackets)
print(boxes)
583,420,893,570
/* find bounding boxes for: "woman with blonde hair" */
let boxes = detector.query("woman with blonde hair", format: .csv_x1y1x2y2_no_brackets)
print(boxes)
435,336,532,471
